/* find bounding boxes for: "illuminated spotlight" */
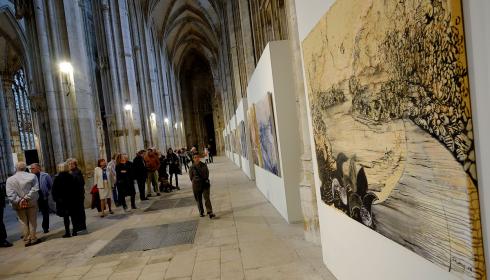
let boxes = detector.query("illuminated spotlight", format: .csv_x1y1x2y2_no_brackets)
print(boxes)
150,113,156,121
59,62,73,74
124,104,132,111
164,118,169,124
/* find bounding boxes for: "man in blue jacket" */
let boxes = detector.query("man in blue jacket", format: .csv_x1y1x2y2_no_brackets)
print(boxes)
31,163,53,233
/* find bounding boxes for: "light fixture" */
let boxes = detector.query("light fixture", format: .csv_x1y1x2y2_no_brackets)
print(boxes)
174,123,178,129
150,113,156,121
164,118,169,124
59,62,73,74
124,104,132,111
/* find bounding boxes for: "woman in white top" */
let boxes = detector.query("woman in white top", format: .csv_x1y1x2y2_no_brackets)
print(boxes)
94,159,114,217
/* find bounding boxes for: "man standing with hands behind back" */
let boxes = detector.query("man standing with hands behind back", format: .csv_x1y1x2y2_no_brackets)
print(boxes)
6,162,41,247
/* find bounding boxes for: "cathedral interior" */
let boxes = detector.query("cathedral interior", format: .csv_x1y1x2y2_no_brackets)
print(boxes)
0,0,489,279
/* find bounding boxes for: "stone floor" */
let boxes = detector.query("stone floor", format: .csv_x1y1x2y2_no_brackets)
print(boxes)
0,157,336,280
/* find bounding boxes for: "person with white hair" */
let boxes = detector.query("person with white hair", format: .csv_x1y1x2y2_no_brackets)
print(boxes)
6,162,42,246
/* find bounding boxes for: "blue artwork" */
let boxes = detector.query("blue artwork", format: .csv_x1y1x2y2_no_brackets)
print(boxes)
255,92,281,177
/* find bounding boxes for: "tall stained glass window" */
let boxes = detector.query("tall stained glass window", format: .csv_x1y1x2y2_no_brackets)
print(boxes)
12,69,35,150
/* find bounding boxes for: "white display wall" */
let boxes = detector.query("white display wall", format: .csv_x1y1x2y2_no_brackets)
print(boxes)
246,41,303,223
236,98,254,180
229,114,241,168
295,0,490,279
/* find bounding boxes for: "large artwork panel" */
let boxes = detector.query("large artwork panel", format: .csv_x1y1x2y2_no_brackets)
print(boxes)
302,0,485,279
240,121,248,158
248,105,263,167
255,92,281,177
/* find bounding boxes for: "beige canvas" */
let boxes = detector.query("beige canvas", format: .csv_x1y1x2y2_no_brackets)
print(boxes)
302,0,485,278
247,105,263,167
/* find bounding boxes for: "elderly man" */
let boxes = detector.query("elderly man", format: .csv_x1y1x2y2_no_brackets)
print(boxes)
30,163,53,233
6,162,41,246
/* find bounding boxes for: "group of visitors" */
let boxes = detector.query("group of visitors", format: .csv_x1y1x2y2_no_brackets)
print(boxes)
2,158,86,246
0,145,215,248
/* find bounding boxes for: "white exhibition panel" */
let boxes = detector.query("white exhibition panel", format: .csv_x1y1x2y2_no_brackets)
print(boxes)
295,0,489,279
230,114,241,167
247,41,302,223
235,98,253,179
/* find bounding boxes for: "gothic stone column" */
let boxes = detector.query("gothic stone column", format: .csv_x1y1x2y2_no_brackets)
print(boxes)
286,0,321,244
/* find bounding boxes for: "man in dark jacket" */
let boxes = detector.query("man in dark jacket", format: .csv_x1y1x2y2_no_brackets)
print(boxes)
0,181,13,247
133,150,148,201
189,153,215,219
68,159,87,233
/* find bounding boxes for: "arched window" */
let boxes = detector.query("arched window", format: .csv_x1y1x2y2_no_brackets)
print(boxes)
12,69,35,150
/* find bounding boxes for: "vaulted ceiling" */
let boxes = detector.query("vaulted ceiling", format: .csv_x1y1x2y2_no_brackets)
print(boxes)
142,0,224,77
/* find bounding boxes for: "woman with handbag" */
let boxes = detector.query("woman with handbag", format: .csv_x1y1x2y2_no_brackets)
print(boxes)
52,163,79,238
189,153,215,219
94,159,114,217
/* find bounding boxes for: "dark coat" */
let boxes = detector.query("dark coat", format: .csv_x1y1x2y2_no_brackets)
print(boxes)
70,168,85,201
52,172,79,216
116,162,135,196
189,162,209,189
133,155,147,181
158,156,168,179
0,183,5,209
167,153,180,174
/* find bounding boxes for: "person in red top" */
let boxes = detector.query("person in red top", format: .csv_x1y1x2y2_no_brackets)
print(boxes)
144,148,160,196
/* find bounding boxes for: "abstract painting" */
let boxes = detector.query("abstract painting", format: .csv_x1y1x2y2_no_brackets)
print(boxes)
302,0,485,278
255,92,281,177
240,121,248,158
247,104,263,167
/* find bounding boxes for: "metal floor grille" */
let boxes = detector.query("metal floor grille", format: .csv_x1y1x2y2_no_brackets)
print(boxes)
94,220,198,256
145,197,196,212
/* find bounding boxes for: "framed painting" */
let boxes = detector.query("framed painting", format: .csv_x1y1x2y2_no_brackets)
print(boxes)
247,104,263,167
255,92,281,177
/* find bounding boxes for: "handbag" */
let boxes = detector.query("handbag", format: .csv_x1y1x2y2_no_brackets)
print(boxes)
90,185,99,194
193,165,210,188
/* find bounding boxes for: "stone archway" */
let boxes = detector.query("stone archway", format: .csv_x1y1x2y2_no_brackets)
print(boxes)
0,6,36,184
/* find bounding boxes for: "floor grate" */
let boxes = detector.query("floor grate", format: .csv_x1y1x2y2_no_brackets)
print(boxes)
144,197,196,212
94,220,198,257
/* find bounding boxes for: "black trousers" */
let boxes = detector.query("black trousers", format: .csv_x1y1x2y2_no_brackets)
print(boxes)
170,173,179,188
73,199,86,232
63,214,74,235
38,198,50,231
0,206,6,241
137,179,146,200
209,154,213,163
192,185,212,214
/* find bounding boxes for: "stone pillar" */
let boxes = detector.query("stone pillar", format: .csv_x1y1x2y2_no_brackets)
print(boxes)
112,0,144,155
33,0,65,165
285,0,321,244
62,0,99,174
101,0,125,153
0,76,14,182
238,0,257,79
